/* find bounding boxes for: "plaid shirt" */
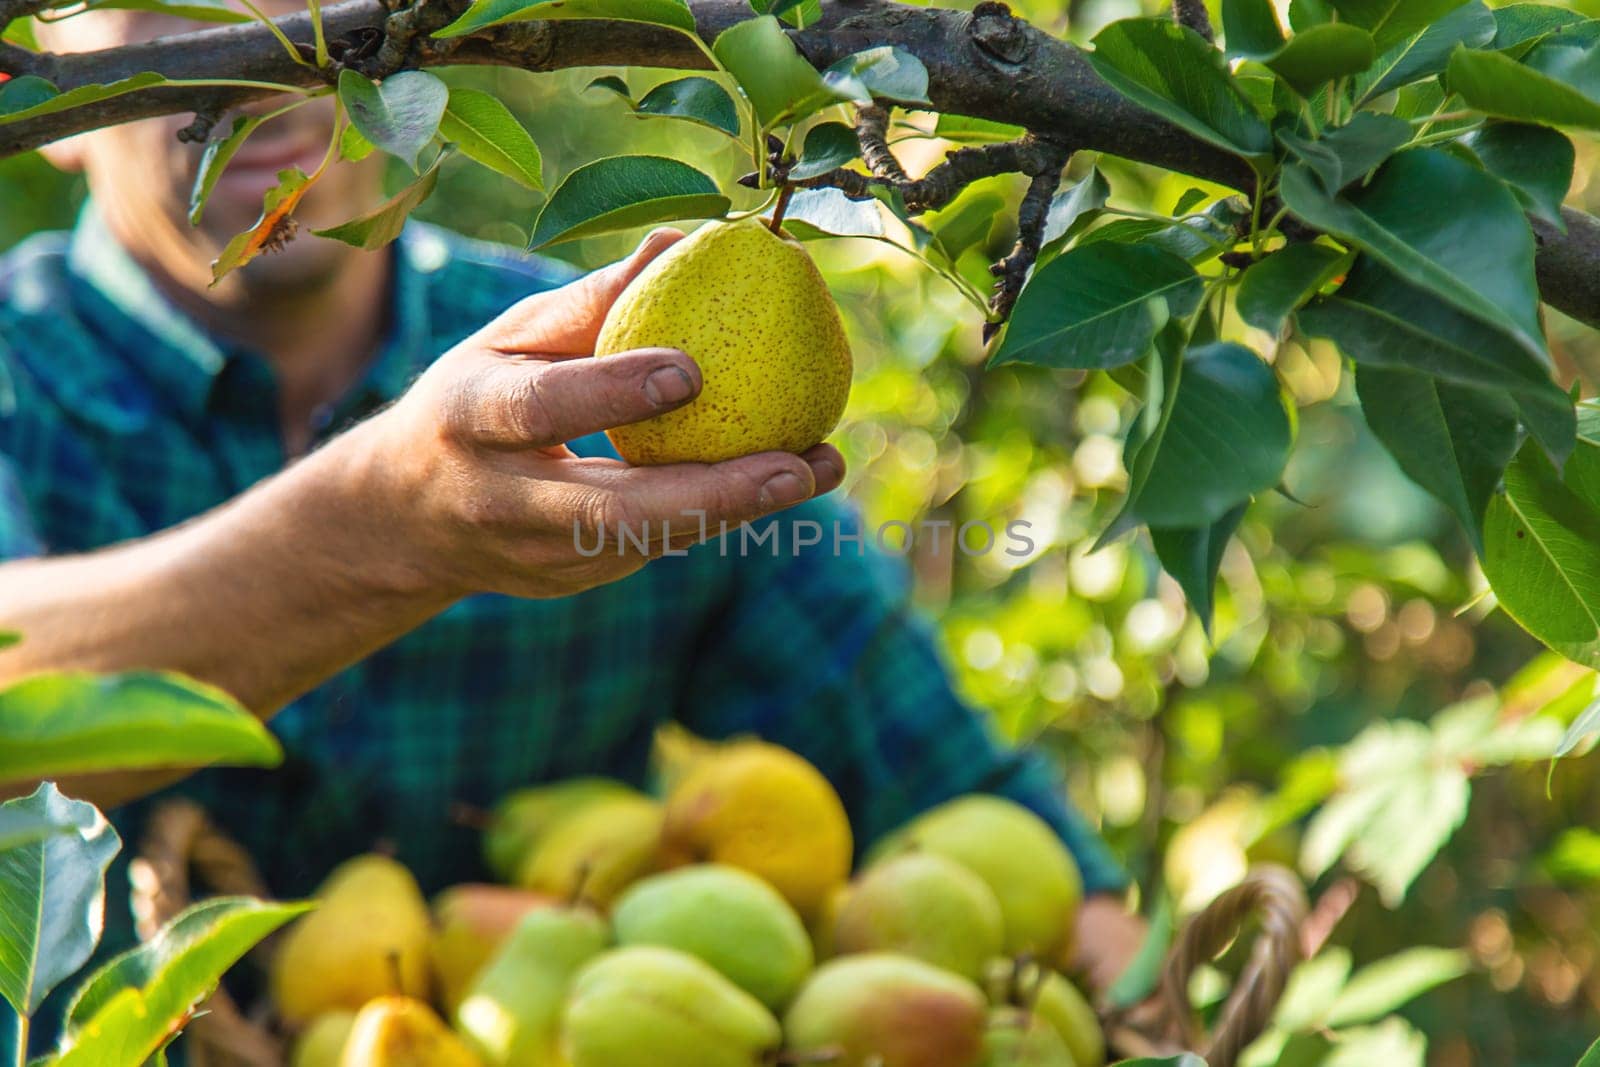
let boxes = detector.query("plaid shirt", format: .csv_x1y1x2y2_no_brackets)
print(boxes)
0,207,1123,1019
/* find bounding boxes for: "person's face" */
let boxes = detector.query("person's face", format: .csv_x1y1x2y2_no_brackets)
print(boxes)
40,0,386,292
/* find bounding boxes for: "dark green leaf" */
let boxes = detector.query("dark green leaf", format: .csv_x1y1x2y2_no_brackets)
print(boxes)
1222,0,1285,59
313,155,443,250
1266,24,1378,94
1289,0,1333,31
528,155,730,248
1151,502,1247,634
95,0,251,19
776,187,884,239
0,72,163,126
1172,188,1210,216
1088,18,1274,160
439,86,544,189
932,113,1026,144
434,0,695,37
1482,430,1600,668
189,114,265,225
0,630,18,650
1039,168,1110,252
1354,1,1496,105
1356,365,1518,551
1579,1035,1600,1067
1326,0,1469,51
714,16,849,127
822,46,931,106
991,242,1205,370
788,121,859,179
1236,242,1349,335
1462,121,1572,228
0,783,120,1016
1446,44,1600,130
1278,149,1545,360
1491,4,1588,53
338,69,447,172
586,75,633,99
0,671,282,783
636,77,741,136
1296,257,1572,461
0,75,58,115
1276,112,1412,193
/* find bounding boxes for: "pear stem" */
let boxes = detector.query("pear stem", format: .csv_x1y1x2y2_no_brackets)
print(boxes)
768,182,795,236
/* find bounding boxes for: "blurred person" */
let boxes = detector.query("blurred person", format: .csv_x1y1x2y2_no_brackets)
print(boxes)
0,2,1142,1054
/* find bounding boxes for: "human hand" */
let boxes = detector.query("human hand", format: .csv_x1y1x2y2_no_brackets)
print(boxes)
355,229,844,601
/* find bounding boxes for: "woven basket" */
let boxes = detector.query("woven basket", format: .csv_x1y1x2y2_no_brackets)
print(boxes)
133,799,1307,1067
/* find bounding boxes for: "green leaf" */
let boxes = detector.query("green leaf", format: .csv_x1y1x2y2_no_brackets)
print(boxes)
339,123,375,162
1462,121,1573,228
1236,242,1350,335
434,0,695,37
1446,44,1600,130
0,630,18,650
1356,365,1518,552
1039,168,1110,253
56,897,312,1067
1579,1035,1600,1067
1492,4,1589,53
1150,502,1247,634
633,77,741,137
822,46,931,106
338,69,447,172
188,114,266,225
776,187,884,239
1278,148,1546,360
313,154,443,250
990,242,1205,370
714,16,849,127
0,75,58,115
1325,947,1471,1026
439,86,544,189
1276,112,1413,193
932,113,1026,144
1088,18,1274,160
1222,0,1285,59
0,806,58,852
1295,257,1572,462
0,671,281,783
528,155,730,249
928,189,1002,264
211,167,313,281
0,783,120,1016
586,75,633,99
94,0,250,21
1552,692,1600,760
1289,0,1333,31
1326,0,1469,51
1354,1,1496,105
787,121,859,180
0,71,163,125
1117,341,1292,529
1266,25,1378,94
1483,430,1600,668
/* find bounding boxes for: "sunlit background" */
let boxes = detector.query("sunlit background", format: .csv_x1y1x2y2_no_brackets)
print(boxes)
9,0,1600,1061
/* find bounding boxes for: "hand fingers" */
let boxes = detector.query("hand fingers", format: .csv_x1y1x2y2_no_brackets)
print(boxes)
445,347,702,450
476,229,684,357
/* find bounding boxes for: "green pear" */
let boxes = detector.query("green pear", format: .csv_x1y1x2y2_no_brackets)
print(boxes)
595,217,853,465
270,854,432,1024
560,946,782,1067
339,996,480,1067
872,796,1082,956
290,1012,356,1067
1032,972,1103,1067
455,905,610,1067
516,793,663,907
783,953,989,1067
833,853,1004,980
979,1008,1077,1067
484,778,641,881
430,884,554,1015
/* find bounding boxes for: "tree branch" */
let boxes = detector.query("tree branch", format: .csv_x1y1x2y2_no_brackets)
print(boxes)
2,0,1599,328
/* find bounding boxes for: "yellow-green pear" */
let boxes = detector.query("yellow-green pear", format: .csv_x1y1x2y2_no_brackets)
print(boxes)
873,796,1082,956
516,793,663,907
270,854,432,1024
290,1012,356,1067
1032,972,1103,1067
560,946,782,1067
784,953,989,1067
833,852,1005,980
595,217,853,465
612,863,813,1009
430,884,554,1014
339,996,480,1067
456,904,610,1067
483,778,641,881
978,1008,1077,1067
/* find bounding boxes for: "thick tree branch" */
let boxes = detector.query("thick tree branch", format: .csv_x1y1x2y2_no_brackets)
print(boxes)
2,0,1599,328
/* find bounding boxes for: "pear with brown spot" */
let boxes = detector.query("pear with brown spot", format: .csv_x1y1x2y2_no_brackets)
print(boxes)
596,218,852,465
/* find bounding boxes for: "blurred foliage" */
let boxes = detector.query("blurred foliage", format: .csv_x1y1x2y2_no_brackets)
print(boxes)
12,0,1600,1063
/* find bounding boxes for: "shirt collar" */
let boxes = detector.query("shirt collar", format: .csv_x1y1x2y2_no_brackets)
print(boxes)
66,200,447,422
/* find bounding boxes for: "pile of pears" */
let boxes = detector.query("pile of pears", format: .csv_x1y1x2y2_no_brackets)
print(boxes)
270,737,1105,1067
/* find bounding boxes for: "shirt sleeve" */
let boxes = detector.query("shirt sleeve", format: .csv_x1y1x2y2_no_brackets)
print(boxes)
674,496,1128,895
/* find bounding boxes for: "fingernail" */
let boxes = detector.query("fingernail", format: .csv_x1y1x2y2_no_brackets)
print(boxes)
644,366,695,407
760,471,810,508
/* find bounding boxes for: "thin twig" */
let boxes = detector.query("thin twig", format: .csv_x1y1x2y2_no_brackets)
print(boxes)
985,137,1071,338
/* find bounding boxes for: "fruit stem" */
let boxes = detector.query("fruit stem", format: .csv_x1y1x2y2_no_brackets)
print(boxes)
768,182,796,236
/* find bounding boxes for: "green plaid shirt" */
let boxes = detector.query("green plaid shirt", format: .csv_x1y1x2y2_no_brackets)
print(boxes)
0,206,1122,1041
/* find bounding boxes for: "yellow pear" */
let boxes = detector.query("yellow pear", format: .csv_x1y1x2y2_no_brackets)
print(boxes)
340,996,480,1067
483,778,642,882
595,217,853,465
659,740,851,918
290,1011,356,1067
271,854,432,1024
515,793,663,908
430,884,554,1015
